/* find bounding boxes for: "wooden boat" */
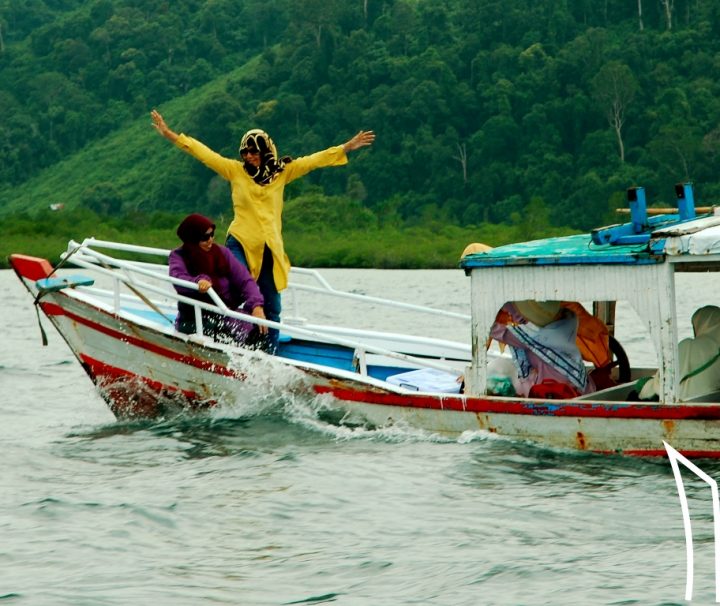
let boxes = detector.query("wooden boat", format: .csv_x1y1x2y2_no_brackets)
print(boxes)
10,183,720,456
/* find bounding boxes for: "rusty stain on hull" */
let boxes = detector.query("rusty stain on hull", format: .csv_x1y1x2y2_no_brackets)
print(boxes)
576,431,587,450
475,413,497,432
662,419,676,440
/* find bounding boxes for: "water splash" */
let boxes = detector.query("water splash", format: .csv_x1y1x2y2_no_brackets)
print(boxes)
457,429,505,444
280,391,468,444
211,353,505,445
210,349,311,418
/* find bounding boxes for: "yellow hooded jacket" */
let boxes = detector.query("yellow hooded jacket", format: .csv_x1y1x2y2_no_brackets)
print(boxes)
175,133,348,291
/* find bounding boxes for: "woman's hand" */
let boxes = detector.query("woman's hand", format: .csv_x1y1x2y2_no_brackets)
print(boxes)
197,279,212,293
343,130,375,153
151,109,178,143
252,306,268,335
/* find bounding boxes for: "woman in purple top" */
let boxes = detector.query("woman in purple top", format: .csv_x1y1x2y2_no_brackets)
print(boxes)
169,213,267,345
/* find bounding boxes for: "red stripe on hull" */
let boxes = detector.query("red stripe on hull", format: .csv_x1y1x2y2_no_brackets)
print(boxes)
80,353,213,417
45,299,244,379
40,302,65,316
314,385,720,420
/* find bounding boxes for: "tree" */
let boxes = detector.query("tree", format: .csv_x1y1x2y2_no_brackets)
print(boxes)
591,62,638,164
649,125,702,183
289,0,339,48
186,92,244,154
205,175,231,217
511,197,552,241
660,0,674,30
346,173,367,201
454,142,468,184
80,182,124,216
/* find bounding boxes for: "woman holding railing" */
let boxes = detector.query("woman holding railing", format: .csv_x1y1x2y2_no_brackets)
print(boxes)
169,213,268,346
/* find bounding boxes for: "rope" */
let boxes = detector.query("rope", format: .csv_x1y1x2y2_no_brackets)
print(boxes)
32,243,85,346
122,278,176,326
97,257,175,326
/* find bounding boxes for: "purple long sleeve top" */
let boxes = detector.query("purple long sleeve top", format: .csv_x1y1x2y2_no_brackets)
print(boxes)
168,244,264,332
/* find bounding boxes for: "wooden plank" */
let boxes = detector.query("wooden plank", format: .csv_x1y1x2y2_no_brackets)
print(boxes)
36,275,95,293
616,207,715,215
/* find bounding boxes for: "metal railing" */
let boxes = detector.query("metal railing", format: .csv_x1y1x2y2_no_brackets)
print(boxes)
62,238,470,378
67,238,471,322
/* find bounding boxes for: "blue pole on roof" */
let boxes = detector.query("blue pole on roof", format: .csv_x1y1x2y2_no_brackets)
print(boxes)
676,183,696,221
628,187,647,233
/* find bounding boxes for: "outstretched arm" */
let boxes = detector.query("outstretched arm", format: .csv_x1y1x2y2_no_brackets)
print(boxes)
151,109,238,180
282,130,375,183
151,109,178,144
342,130,375,153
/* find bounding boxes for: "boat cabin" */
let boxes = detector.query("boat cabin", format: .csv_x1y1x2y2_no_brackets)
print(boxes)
460,184,720,403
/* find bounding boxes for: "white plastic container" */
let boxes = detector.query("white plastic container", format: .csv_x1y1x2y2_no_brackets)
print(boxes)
386,368,462,393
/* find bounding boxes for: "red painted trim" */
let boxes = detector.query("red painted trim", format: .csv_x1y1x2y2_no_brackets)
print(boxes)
48,302,244,379
81,353,201,401
33,282,720,425
10,254,53,281
313,385,720,421
40,302,65,316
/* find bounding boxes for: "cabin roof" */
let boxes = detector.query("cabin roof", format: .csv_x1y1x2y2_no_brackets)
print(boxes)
459,233,664,269
460,215,720,271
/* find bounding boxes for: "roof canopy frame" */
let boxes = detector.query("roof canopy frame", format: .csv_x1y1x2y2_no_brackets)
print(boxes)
465,262,680,401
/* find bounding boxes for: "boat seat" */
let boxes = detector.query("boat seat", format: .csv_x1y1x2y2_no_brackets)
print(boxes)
277,338,356,371
36,274,95,292
576,381,638,402
684,390,720,403
124,307,176,326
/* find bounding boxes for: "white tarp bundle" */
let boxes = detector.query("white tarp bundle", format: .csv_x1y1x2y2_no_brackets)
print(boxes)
661,217,720,256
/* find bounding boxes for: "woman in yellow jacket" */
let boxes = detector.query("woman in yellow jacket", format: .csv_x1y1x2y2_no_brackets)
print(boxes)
151,109,375,352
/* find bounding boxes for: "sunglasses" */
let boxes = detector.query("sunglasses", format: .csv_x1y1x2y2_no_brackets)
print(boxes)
241,149,260,156
199,230,215,242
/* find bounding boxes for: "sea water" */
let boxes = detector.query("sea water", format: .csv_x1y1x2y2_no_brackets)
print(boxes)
2,268,719,605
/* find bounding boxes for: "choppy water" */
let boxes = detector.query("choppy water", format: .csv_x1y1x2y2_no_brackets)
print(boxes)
3,268,720,605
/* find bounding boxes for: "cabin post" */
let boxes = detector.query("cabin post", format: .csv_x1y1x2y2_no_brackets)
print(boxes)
655,263,680,402
466,268,485,396
624,262,679,402
466,268,505,396
465,318,483,396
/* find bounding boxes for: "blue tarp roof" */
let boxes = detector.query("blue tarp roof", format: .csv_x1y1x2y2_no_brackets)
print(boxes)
459,233,665,269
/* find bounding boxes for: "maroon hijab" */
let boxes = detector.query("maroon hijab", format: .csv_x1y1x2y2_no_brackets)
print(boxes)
176,214,229,282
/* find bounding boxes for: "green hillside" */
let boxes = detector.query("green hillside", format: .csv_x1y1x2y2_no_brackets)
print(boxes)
2,0,719,267
1,62,258,215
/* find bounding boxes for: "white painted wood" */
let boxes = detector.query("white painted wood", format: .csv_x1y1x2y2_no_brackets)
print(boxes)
467,262,680,400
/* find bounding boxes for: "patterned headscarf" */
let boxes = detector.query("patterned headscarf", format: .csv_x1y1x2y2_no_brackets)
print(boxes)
239,129,291,185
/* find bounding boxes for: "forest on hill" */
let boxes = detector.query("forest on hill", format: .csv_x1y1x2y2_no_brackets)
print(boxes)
1,0,720,266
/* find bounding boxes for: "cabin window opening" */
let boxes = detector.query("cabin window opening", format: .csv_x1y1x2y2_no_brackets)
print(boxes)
486,300,601,398
485,299,662,399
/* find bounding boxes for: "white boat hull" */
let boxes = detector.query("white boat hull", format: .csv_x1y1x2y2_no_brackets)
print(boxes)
12,253,720,457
